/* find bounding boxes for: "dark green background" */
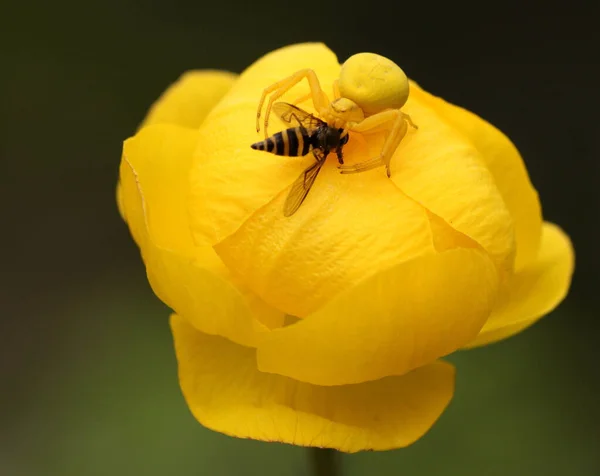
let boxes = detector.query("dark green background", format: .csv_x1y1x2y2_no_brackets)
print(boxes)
2,1,598,475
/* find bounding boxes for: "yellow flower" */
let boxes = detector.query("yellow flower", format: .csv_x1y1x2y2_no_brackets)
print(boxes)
117,43,574,452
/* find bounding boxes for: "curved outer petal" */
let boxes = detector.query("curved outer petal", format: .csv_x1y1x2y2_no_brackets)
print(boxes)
120,125,284,347
257,248,498,386
116,182,126,222
171,314,455,453
381,95,516,274
410,81,542,271
214,162,435,317
464,222,574,348
117,69,237,238
189,43,342,246
141,70,238,129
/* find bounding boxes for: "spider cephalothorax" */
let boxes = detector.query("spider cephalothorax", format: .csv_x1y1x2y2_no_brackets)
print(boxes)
256,52,417,177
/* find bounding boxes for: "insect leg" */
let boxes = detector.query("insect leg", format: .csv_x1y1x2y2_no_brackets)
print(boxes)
335,146,344,165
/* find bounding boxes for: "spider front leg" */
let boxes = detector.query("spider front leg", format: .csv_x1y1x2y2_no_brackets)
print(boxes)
340,110,416,177
290,92,312,106
256,69,330,138
332,79,341,100
291,80,340,106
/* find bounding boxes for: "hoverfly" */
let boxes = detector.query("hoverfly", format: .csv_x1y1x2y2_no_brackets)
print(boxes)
251,102,349,217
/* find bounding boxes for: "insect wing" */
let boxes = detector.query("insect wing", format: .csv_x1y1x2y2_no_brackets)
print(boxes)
283,158,325,217
273,102,324,130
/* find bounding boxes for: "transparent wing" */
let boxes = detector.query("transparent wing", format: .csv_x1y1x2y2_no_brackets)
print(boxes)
273,102,324,130
283,158,325,217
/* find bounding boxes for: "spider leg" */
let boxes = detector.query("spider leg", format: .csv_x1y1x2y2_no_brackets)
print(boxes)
332,79,341,100
256,69,330,138
339,156,384,173
342,110,414,177
346,109,399,133
404,113,418,130
290,92,312,106
292,78,346,106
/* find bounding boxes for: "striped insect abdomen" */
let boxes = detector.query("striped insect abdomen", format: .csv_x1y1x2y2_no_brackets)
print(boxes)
251,127,312,157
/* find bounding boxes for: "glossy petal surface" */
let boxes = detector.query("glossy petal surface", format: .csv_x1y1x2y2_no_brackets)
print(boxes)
142,70,238,129
384,95,516,274
410,82,542,270
465,222,574,348
120,125,283,346
257,248,498,385
172,314,455,452
214,163,434,317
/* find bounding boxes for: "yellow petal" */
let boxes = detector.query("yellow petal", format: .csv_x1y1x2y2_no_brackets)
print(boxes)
465,222,574,348
141,70,238,129
117,69,236,236
383,93,516,273
116,182,126,221
189,43,342,245
171,314,455,452
123,124,196,252
214,162,434,317
257,248,498,385
410,82,542,270
120,125,284,346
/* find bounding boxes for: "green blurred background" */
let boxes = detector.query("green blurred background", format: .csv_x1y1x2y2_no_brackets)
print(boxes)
2,0,598,475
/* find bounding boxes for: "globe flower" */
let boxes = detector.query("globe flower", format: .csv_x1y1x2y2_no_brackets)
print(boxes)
117,43,574,453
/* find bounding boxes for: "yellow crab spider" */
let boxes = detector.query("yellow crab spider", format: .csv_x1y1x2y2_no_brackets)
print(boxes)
255,52,417,177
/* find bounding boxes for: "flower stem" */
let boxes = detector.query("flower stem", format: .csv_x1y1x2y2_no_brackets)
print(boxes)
310,447,341,476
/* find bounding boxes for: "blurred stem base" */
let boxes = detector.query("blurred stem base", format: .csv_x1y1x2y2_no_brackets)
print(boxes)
310,447,341,476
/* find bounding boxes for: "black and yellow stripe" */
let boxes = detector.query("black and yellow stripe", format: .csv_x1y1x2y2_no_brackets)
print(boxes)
251,127,311,157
